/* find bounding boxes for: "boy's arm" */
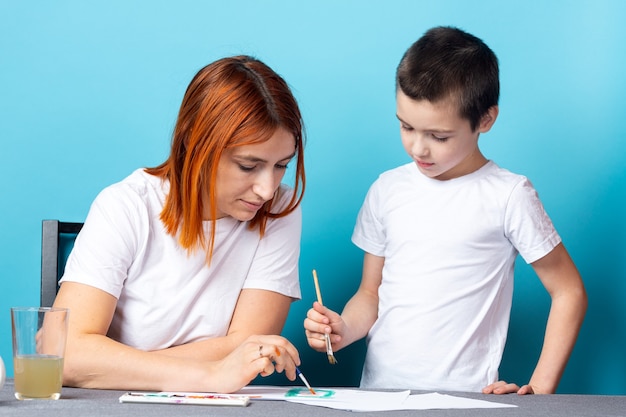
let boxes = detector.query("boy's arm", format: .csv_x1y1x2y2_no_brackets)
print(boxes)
526,242,588,393
485,242,587,395
338,252,384,348
304,252,383,351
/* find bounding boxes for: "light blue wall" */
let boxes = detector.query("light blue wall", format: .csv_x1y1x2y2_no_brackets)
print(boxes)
1,0,625,394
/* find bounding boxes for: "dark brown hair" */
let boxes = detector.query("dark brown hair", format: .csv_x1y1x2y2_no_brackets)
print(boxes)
397,26,499,131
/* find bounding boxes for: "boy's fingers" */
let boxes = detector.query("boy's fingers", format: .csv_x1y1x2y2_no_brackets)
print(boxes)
304,317,329,335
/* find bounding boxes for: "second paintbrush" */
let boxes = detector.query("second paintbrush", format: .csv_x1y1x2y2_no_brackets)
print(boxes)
312,269,338,364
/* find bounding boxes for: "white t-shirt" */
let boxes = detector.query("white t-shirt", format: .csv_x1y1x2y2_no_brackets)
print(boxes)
61,169,301,351
352,161,561,391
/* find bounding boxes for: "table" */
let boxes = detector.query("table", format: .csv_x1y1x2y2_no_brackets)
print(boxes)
1,379,625,417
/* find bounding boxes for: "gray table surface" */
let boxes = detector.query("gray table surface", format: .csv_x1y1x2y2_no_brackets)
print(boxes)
1,380,625,417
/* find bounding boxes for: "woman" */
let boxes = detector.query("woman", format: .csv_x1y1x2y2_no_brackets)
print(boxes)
54,56,306,393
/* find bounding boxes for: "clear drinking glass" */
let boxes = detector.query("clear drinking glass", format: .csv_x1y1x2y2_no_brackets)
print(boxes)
11,307,69,400
0,354,5,391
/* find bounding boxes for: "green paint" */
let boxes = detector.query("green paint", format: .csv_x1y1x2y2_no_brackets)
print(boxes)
285,388,334,398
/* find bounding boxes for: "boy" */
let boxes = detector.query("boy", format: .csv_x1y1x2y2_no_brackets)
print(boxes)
304,26,587,394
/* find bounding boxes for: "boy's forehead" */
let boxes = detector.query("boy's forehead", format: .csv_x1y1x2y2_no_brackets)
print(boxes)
396,90,458,110
396,90,466,126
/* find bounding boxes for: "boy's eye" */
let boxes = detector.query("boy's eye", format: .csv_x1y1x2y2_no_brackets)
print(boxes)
400,123,414,131
432,134,449,142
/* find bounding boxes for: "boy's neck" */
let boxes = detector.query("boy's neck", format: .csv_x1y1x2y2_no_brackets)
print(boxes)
433,150,488,181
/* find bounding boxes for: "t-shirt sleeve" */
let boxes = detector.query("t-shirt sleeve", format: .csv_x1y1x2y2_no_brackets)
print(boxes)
504,178,562,264
242,186,302,300
351,179,386,257
60,184,147,298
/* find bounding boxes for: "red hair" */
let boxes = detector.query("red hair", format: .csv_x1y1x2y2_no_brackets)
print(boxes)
145,56,305,261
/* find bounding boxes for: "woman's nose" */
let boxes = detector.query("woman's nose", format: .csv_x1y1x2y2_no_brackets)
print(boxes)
253,172,277,201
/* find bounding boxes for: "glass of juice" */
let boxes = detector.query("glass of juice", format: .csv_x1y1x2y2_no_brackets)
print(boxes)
11,307,69,400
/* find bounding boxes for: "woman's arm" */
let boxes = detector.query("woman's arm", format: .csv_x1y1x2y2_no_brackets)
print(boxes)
153,288,292,361
54,282,299,392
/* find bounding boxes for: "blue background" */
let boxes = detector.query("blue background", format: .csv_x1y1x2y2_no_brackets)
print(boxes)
1,0,625,394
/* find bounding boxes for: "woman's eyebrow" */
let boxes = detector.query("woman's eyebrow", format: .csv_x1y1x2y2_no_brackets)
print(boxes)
235,155,266,163
234,152,296,163
279,151,297,161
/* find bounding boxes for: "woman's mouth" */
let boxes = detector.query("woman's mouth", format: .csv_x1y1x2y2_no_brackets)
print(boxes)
241,200,264,211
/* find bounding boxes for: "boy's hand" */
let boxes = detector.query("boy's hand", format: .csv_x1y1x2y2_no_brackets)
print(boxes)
482,380,536,395
304,301,346,352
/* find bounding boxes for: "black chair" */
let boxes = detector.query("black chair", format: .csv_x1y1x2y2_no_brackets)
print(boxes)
41,220,84,307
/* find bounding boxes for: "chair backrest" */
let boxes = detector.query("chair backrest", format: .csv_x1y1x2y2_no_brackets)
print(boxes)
41,220,84,307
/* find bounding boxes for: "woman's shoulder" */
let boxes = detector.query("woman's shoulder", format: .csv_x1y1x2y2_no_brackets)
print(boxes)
91,169,168,218
98,169,166,198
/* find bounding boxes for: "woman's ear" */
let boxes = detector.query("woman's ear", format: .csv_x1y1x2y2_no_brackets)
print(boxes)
478,105,499,133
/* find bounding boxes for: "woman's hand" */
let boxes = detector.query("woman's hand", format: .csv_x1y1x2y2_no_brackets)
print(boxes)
211,334,301,393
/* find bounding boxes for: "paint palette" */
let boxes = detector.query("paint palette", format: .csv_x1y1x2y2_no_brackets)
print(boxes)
285,388,335,398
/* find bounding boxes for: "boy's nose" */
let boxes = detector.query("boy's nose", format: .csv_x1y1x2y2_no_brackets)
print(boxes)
411,137,429,157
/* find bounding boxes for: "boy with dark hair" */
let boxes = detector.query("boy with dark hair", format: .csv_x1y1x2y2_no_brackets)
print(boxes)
305,26,587,394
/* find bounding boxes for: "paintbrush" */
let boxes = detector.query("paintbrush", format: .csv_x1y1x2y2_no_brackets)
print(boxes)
312,269,338,364
295,367,316,395
273,346,316,395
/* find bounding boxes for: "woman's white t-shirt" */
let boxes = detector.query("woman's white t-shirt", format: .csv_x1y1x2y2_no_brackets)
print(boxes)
61,169,301,350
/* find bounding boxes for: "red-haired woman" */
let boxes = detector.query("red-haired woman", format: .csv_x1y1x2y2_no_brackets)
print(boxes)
54,56,306,393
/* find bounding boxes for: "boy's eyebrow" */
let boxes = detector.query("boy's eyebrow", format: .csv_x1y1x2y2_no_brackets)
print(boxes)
395,114,455,134
396,114,408,124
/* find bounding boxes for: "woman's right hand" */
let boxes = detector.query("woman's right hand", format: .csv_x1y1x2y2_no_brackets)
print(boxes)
304,301,346,352
211,334,300,393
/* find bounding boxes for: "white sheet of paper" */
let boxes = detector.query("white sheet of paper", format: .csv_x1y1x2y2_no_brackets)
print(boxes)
401,392,517,410
235,386,516,412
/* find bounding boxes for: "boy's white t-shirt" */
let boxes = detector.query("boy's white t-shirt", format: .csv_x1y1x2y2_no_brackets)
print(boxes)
352,161,561,392
61,169,301,351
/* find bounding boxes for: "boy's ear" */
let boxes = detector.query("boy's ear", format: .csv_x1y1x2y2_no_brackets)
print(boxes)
478,105,499,133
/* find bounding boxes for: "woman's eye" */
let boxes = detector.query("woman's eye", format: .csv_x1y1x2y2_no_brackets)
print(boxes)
276,163,289,170
239,165,255,172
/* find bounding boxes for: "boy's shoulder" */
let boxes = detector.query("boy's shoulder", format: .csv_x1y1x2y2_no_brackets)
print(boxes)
377,162,416,181
376,161,527,183
368,161,532,200
481,161,527,182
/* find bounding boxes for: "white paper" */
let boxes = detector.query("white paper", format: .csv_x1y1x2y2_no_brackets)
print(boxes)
235,386,516,412
400,392,517,410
